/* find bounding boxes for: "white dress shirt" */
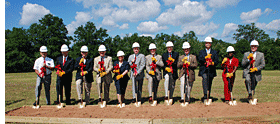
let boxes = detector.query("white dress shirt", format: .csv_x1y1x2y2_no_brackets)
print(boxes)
33,57,54,75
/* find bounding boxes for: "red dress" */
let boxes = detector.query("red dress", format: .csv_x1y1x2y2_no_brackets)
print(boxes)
221,57,239,101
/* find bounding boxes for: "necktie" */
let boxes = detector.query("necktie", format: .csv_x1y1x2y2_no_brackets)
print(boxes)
169,53,171,57
63,57,66,66
135,54,136,62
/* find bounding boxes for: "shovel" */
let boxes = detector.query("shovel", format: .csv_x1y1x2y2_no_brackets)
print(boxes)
226,66,237,106
249,73,257,105
98,81,106,108
78,76,87,108
32,97,40,109
151,73,158,106
133,75,141,107
166,72,173,105
181,73,189,107
204,67,212,105
57,94,65,109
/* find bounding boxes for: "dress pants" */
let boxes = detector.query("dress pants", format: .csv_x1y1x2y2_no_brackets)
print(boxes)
76,78,92,103
35,75,51,105
180,74,193,101
164,74,176,98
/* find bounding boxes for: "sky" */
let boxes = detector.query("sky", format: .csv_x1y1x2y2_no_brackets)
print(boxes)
5,0,280,43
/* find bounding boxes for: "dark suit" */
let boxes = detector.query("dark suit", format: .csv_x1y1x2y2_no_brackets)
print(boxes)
55,56,74,105
113,61,130,95
198,49,219,98
162,51,179,98
75,56,94,83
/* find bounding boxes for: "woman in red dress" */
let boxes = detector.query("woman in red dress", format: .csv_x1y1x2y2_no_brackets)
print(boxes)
221,46,239,104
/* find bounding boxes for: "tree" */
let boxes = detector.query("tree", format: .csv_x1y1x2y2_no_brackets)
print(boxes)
28,14,71,59
70,21,109,59
233,23,270,43
5,28,34,72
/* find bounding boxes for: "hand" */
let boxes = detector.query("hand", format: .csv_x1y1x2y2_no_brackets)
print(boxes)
149,70,155,75
100,71,107,77
168,57,174,62
132,59,135,63
247,53,253,59
59,71,65,77
43,63,46,67
152,57,157,62
116,74,123,80
79,58,84,64
222,58,228,64
113,69,119,73
205,54,212,59
165,67,171,73
133,72,137,77
226,73,233,78
250,67,258,73
80,71,88,76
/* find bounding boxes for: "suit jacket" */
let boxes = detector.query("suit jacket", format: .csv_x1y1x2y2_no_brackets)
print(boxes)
75,56,94,83
177,54,198,82
55,56,74,83
128,53,146,80
113,61,130,81
242,51,265,82
198,49,219,77
162,51,179,80
93,55,113,84
145,54,164,81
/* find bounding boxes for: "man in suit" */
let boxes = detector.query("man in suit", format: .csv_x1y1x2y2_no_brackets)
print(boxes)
145,43,164,104
55,44,74,105
75,46,94,104
242,40,265,100
128,42,146,104
177,42,198,104
33,46,54,106
162,41,179,104
198,37,219,100
93,45,113,104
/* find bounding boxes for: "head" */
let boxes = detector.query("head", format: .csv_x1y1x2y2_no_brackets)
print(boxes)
226,46,235,58
167,47,173,53
99,51,106,57
61,51,69,57
80,46,88,58
204,36,212,49
39,46,48,58
117,51,125,62
183,48,190,55
150,49,156,55
118,56,124,62
81,52,88,58
182,42,191,55
149,43,157,55
60,44,69,57
98,45,106,57
133,47,139,54
166,41,174,53
227,52,234,58
40,52,47,58
250,40,259,52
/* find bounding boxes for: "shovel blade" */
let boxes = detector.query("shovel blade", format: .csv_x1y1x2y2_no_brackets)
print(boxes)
57,103,65,109
135,102,141,107
32,105,40,109
204,99,212,105
151,101,157,106
181,102,188,107
122,103,125,108
79,102,86,108
165,100,169,105
168,99,173,105
249,98,257,105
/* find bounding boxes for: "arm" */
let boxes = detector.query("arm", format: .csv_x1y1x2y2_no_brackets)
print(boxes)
106,57,113,73
128,55,133,66
198,51,205,66
257,53,265,71
145,56,151,73
93,58,99,72
137,55,146,74
65,59,74,74
87,58,93,72
55,57,60,71
74,58,80,70
177,56,183,68
156,56,164,67
213,51,219,67
241,53,250,68
190,56,198,69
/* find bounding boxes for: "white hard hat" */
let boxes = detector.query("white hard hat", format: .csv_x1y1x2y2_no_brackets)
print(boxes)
132,42,140,48
61,44,69,52
40,46,48,52
149,43,157,49
250,40,259,46
204,36,212,43
80,45,88,52
182,42,191,49
166,41,174,47
117,51,125,57
98,45,106,51
226,46,235,52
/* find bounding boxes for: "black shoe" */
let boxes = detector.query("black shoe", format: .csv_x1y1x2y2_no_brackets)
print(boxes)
248,94,252,100
132,98,136,103
179,99,184,103
225,100,229,104
149,96,153,103
164,97,168,100
33,101,39,106
98,98,102,102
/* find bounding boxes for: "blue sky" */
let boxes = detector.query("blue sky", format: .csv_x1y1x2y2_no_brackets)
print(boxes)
5,0,280,43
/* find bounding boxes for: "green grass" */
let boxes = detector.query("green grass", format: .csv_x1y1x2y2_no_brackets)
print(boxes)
5,70,280,112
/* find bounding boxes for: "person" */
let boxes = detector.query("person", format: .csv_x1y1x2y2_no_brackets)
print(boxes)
55,44,74,105
198,37,219,101
221,46,239,104
242,40,265,101
112,51,130,108
128,42,146,105
93,45,113,104
162,41,179,104
177,42,198,104
75,45,94,104
33,46,54,106
145,43,164,104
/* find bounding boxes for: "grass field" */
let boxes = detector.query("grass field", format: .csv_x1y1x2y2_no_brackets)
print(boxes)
5,70,280,112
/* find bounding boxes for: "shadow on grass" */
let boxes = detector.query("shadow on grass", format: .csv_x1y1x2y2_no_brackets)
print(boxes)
5,99,25,106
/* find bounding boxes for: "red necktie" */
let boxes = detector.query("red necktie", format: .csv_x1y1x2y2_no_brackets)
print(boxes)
63,57,66,66
135,55,136,62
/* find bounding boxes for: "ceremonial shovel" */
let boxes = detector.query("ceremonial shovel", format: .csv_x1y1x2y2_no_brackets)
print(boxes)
98,79,106,108
249,73,258,105
151,73,158,106
204,68,212,105
181,74,189,107
166,73,173,106
226,66,237,106
78,76,86,108
57,91,65,109
134,76,141,107
32,97,40,109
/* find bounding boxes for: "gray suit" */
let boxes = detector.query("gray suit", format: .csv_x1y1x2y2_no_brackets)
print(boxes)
242,51,265,94
145,54,164,98
128,53,146,100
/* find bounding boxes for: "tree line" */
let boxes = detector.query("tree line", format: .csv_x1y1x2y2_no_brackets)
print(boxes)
5,14,280,73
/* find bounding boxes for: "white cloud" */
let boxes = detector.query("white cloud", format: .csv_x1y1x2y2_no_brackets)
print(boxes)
264,8,272,15
240,8,262,23
139,34,155,38
221,23,238,37
174,31,183,37
102,16,119,27
180,22,219,36
256,19,280,32
206,0,241,8
156,0,213,26
66,12,93,35
75,0,113,8
119,23,129,29
208,33,218,38
19,3,51,26
137,21,168,34
162,0,183,5
93,4,114,17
